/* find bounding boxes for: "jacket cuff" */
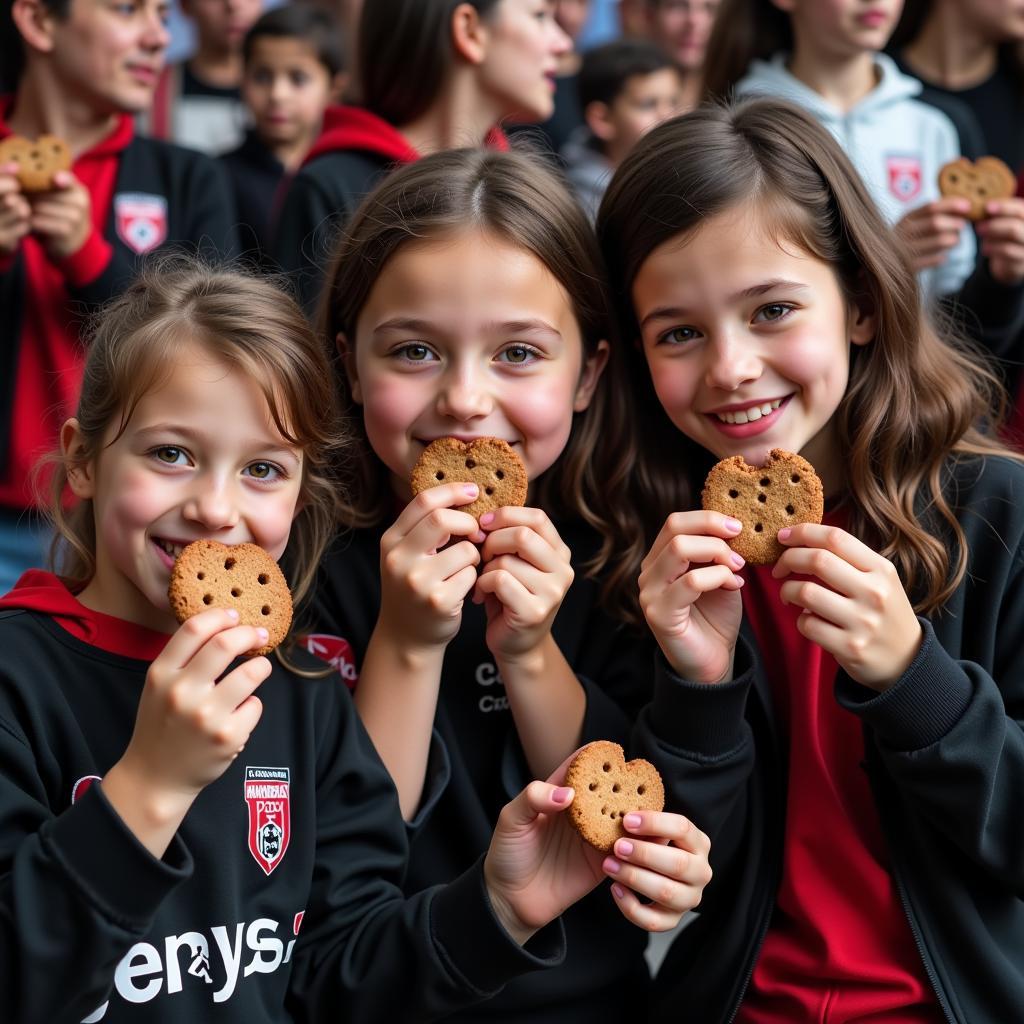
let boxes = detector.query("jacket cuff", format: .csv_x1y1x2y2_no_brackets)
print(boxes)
834,618,973,751
58,228,113,288
405,729,451,832
40,782,192,929
429,856,565,995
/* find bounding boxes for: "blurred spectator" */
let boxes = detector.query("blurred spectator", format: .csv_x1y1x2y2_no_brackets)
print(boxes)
619,0,652,37
645,0,719,109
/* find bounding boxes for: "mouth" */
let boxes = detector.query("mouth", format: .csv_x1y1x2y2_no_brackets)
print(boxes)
708,396,787,425
417,435,519,446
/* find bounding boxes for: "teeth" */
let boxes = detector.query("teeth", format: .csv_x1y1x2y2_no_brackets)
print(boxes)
156,540,185,558
715,398,782,424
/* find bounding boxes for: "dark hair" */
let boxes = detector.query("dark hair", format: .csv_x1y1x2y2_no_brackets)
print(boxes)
357,0,501,125
578,38,677,109
701,0,792,100
243,3,346,77
1,0,71,91
320,146,640,622
597,97,1021,616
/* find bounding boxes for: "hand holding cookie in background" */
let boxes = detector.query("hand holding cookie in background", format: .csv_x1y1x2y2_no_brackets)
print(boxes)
0,165,30,256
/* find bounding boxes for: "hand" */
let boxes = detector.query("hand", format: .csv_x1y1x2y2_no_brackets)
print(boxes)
773,523,923,691
0,166,30,255
895,197,970,271
29,169,93,262
377,482,485,651
638,510,745,684
473,506,573,664
975,197,1024,285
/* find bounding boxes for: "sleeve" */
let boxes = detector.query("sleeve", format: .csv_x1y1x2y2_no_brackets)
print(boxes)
946,263,1024,365
286,683,565,1023
0,713,191,1024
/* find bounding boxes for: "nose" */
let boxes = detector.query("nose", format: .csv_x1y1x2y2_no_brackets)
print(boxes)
703,332,761,392
435,366,493,422
183,475,240,532
269,74,288,102
550,19,573,57
142,6,171,52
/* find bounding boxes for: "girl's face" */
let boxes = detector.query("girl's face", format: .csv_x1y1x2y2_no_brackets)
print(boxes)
631,204,874,488
958,0,1024,42
346,229,607,500
780,0,903,59
478,0,572,122
64,342,304,633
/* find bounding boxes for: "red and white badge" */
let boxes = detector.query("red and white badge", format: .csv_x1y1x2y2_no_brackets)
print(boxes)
71,775,101,804
114,192,168,254
886,155,922,202
301,633,359,690
244,766,291,876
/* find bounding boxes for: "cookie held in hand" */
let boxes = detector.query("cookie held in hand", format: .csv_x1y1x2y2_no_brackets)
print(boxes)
168,541,292,656
565,741,665,854
0,134,72,192
411,437,527,519
701,449,824,565
938,156,1015,220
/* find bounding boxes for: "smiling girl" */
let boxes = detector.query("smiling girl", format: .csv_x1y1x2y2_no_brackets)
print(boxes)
598,99,1024,1022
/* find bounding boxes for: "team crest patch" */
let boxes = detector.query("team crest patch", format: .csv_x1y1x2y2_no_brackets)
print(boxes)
301,633,359,690
245,767,291,875
71,775,101,804
114,192,168,254
886,155,922,202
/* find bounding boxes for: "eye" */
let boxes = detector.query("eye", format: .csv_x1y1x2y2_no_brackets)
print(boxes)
394,343,437,363
498,344,539,365
290,71,310,87
659,325,701,346
245,461,283,481
152,445,188,465
755,303,794,324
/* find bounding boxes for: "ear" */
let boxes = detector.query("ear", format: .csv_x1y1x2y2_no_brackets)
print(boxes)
61,419,95,499
336,331,363,404
11,0,60,56
329,70,349,105
451,1,489,66
584,100,615,143
848,292,876,348
573,339,610,412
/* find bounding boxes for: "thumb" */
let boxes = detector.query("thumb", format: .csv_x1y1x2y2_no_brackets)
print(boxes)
500,780,574,833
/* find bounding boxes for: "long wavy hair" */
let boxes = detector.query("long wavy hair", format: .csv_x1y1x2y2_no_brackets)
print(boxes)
319,146,639,621
597,98,1020,617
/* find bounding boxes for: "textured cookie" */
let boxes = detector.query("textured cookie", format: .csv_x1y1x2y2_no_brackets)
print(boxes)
701,448,824,565
565,741,665,854
938,156,1015,219
0,134,71,191
168,541,292,656
411,437,527,519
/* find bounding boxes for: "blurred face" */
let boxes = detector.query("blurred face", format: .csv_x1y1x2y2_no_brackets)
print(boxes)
958,0,1024,42
553,0,590,40
182,0,263,53
647,0,719,70
631,205,873,483
780,0,904,59
65,343,305,633
243,37,334,150
44,0,171,113
346,230,607,499
478,0,573,122
598,68,684,163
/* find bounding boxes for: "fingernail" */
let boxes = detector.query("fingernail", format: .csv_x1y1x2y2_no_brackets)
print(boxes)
612,884,626,899
464,484,478,496
553,786,573,804
733,574,745,586
778,527,792,541
725,517,742,533
479,511,494,526
616,839,634,856
730,552,745,569
603,857,621,874
227,608,239,620
623,813,642,830
257,628,269,642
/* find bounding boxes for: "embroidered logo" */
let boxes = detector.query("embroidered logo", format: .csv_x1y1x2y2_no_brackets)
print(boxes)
244,767,290,875
301,633,359,690
71,775,101,804
886,155,922,202
114,192,168,254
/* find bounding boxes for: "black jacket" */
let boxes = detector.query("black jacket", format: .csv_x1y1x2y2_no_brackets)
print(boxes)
634,454,1024,1023
309,519,655,1023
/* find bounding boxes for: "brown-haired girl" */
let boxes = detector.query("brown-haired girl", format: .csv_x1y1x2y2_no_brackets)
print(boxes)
598,98,1024,1022
308,146,712,1022
0,261,698,1022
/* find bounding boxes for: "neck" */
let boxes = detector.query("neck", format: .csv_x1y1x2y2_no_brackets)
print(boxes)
901,2,997,89
267,133,317,173
398,70,500,154
188,46,243,90
8,66,119,157
788,34,878,112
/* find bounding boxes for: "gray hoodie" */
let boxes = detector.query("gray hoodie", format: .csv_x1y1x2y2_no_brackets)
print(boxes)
737,52,975,299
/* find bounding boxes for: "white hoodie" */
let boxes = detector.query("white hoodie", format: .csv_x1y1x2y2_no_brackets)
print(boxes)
737,52,975,299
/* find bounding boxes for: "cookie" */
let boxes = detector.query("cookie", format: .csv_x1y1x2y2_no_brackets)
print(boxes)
168,541,292,656
701,448,824,565
0,134,71,192
938,156,1015,219
411,437,528,519
565,741,665,854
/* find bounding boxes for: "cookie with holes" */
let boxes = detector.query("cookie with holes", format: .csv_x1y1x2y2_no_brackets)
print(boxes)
411,437,528,519
0,134,72,192
938,156,1015,219
565,741,665,854
702,449,824,565
168,540,292,656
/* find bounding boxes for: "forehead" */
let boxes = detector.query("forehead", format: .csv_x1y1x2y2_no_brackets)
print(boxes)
247,35,323,67
617,67,683,101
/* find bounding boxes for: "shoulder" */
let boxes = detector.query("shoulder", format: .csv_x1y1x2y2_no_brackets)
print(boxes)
292,150,392,199
943,453,1024,551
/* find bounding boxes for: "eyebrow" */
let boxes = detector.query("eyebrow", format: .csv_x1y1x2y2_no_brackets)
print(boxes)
373,316,563,339
639,279,809,330
132,425,301,465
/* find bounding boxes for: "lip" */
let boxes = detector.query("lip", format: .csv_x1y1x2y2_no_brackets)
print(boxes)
704,395,792,438
417,434,519,445
705,394,791,415
127,64,158,84
856,9,889,28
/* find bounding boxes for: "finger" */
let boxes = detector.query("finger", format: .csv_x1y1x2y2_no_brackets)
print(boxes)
603,856,698,913
665,563,745,606
794,608,849,656
975,217,1024,242
475,565,535,612
646,510,742,565
401,505,486,554
161,608,244,669
481,525,563,574
432,563,480,608
910,232,961,257
611,836,697,883
777,523,880,572
982,198,1024,219
622,810,712,856
0,173,23,195
184,624,274,684
479,506,568,558
772,545,863,594
642,533,744,587
212,652,273,713
779,578,854,628
405,538,481,586
610,880,691,932
388,483,484,540
920,196,972,218
500,780,574,834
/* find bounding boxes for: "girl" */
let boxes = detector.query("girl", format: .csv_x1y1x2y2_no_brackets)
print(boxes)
0,262,709,1022
272,0,571,313
597,98,1024,1023
309,147,708,1023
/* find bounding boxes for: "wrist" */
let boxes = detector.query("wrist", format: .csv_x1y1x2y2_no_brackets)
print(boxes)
482,870,538,947
494,633,555,678
370,620,449,671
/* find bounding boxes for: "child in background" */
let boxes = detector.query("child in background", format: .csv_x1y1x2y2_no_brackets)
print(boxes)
598,98,1024,1023
562,38,683,219
144,0,263,155
644,0,720,109
309,147,711,1023
0,261,677,1023
221,4,345,268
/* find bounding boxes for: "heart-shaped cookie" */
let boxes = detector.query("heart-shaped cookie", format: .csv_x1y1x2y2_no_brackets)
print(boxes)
0,134,72,192
938,156,1015,219
701,448,824,565
168,540,293,655
411,437,527,519
565,741,665,853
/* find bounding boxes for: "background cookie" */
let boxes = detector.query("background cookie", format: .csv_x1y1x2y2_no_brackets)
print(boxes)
702,449,824,565
0,134,72,192
938,156,1015,219
565,741,664,854
411,437,527,519
168,541,292,655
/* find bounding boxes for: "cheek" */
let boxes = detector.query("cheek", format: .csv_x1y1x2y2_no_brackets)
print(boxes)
509,377,581,474
357,375,423,453
647,357,697,424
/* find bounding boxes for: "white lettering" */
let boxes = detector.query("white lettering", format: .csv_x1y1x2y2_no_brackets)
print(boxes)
475,661,500,686
165,932,211,993
244,919,284,977
211,923,245,1003
80,1003,108,1022
114,943,162,1003
479,694,509,713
